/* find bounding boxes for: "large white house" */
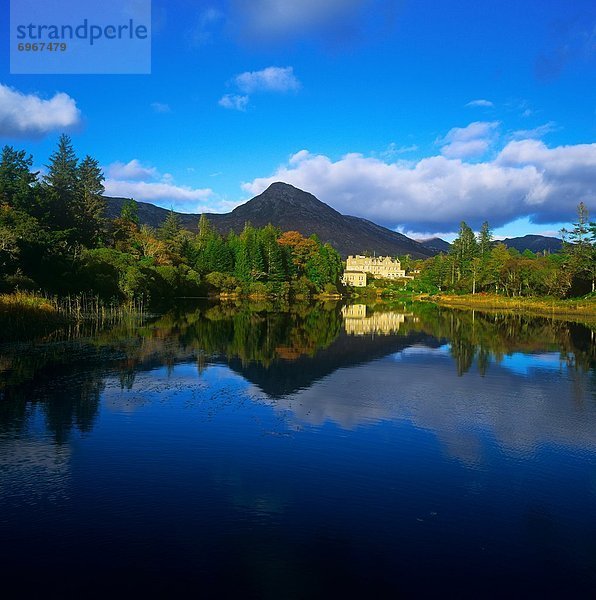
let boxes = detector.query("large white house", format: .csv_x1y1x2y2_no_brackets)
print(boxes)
341,255,406,286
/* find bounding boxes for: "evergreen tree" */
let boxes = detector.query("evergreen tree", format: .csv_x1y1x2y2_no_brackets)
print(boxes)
0,146,38,212
77,155,106,246
111,199,140,253
562,202,596,293
197,214,214,249
120,199,139,224
477,221,492,260
159,209,181,241
259,224,286,281
233,236,251,281
241,223,265,280
43,134,79,231
421,254,449,291
450,221,479,287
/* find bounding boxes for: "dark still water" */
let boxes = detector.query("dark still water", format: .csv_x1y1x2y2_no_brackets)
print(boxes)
1,302,595,596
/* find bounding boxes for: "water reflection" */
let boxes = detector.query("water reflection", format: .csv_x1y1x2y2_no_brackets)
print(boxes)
1,301,596,594
341,303,411,335
0,301,594,441
265,346,596,454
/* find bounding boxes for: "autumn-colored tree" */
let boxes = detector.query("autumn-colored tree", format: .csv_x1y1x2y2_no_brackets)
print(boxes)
277,230,318,274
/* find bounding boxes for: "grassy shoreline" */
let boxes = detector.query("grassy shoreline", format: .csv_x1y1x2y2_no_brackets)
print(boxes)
421,293,596,323
0,292,67,338
0,292,145,340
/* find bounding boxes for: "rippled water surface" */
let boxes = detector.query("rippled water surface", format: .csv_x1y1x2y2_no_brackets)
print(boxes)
1,302,595,595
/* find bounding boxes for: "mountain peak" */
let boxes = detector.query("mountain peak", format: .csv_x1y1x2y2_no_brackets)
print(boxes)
241,181,340,216
265,181,300,192
106,184,434,258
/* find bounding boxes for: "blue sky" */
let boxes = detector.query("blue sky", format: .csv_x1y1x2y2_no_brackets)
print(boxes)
1,0,595,240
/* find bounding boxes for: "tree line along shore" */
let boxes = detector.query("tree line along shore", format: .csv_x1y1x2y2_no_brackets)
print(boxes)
0,135,594,335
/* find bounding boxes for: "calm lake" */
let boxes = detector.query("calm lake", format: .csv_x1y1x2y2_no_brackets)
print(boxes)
1,301,595,596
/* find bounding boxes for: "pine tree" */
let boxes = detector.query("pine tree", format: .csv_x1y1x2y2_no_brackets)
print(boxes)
259,224,285,281
241,223,265,280
563,202,596,293
477,221,492,260
197,214,214,249
233,236,251,281
450,221,479,287
77,155,106,246
120,199,139,224
0,146,38,211
159,209,181,241
43,134,79,231
474,221,493,292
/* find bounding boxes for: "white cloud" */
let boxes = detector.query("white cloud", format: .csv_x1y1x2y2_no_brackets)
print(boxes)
107,159,158,181
441,121,499,143
218,94,250,111
151,102,171,113
104,179,213,206
466,99,494,108
234,66,300,94
439,121,500,159
0,84,82,139
104,158,213,208
242,140,596,232
219,66,300,111
441,139,491,159
510,121,559,140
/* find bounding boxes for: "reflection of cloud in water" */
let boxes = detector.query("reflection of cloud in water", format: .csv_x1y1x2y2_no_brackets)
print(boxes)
102,364,261,414
392,344,451,359
98,350,594,467
0,437,71,506
253,349,595,464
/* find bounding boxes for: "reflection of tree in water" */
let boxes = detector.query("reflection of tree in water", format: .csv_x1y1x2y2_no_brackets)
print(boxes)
450,337,476,376
0,301,344,440
394,303,595,377
157,301,343,367
41,373,104,444
0,300,593,441
0,355,104,444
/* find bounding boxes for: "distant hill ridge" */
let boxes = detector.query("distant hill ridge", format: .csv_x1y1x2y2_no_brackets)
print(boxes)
419,237,452,253
419,234,562,255
106,182,434,258
499,234,563,254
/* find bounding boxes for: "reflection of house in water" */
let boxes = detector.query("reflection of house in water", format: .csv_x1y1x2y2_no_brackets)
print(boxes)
342,304,411,336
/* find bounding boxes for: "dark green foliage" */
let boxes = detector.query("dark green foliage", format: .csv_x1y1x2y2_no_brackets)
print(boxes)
159,209,181,241
450,221,479,285
120,198,139,224
477,221,492,260
0,146,38,213
259,224,285,281
77,155,106,246
43,134,79,233
415,215,592,299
